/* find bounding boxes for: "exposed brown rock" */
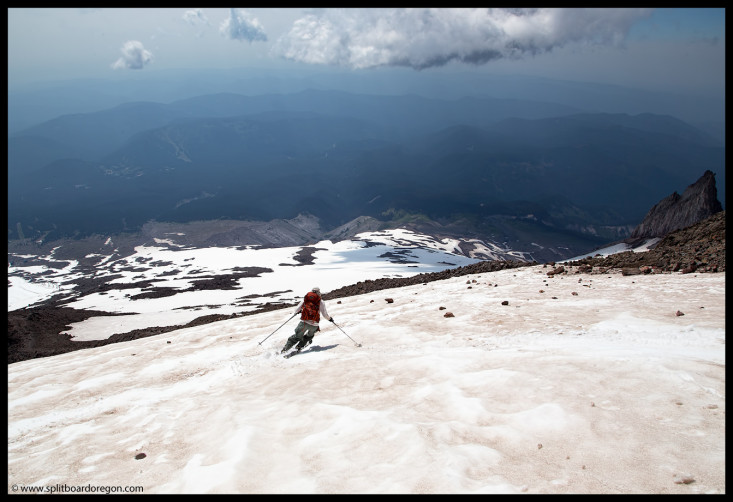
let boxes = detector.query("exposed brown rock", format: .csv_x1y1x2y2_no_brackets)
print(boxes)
567,210,725,274
547,265,565,277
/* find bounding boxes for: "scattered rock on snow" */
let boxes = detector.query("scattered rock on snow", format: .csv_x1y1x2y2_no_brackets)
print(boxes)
8,211,724,364
547,266,565,277
673,473,695,485
443,312,455,318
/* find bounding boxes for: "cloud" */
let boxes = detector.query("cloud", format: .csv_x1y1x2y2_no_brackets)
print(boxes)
182,9,210,32
273,8,654,69
183,8,210,38
219,8,267,43
111,40,153,70
182,8,209,27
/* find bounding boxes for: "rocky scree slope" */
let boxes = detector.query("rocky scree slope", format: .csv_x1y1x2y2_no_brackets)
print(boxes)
566,210,725,274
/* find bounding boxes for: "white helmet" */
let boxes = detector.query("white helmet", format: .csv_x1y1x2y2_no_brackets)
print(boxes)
312,287,321,295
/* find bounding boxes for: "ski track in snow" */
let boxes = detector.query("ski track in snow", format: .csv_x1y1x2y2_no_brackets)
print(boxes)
7,262,726,494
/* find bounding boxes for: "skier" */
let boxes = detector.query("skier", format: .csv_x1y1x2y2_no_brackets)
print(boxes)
281,287,334,354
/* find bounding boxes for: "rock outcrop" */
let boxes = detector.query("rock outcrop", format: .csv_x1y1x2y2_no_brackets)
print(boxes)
567,210,725,274
629,170,723,240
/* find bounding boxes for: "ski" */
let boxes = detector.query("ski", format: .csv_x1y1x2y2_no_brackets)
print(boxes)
283,345,317,358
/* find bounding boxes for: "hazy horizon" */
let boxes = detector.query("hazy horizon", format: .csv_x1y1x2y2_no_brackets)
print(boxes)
7,8,726,247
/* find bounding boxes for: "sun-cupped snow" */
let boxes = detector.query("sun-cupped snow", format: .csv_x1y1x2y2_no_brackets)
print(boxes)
7,265,725,494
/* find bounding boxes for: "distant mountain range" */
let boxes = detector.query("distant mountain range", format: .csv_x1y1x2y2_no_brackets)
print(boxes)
7,88,725,260
9,68,724,138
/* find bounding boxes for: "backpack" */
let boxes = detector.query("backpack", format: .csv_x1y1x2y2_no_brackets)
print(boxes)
300,291,321,322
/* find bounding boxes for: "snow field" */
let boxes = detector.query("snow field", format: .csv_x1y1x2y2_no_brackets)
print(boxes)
7,266,725,493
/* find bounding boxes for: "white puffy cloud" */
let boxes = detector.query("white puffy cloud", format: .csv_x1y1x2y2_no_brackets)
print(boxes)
219,8,267,43
110,40,153,70
273,8,653,69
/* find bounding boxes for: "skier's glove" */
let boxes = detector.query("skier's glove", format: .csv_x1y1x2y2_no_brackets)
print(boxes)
330,317,335,323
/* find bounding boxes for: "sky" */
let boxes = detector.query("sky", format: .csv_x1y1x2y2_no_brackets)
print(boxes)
6,8,725,97
8,258,725,493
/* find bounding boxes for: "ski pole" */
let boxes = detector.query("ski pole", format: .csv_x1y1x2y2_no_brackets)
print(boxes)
330,319,362,347
258,312,298,345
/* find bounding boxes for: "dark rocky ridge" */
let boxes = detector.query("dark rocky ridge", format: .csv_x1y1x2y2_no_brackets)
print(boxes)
566,209,725,274
629,170,723,240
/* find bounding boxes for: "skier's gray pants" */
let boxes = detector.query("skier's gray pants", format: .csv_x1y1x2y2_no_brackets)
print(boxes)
283,321,319,351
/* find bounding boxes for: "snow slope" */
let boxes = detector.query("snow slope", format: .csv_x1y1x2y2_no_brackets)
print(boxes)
563,238,662,262
7,265,725,494
7,229,481,340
